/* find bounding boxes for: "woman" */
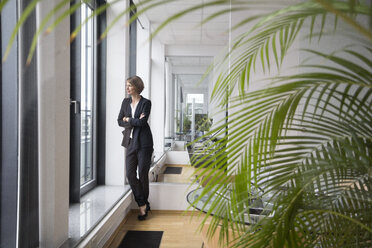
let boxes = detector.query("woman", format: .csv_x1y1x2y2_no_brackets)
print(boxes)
117,75,154,220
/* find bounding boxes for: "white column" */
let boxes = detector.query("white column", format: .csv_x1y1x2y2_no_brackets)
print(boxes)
174,76,179,135
180,83,184,133
105,0,129,185
37,1,70,247
191,99,195,141
164,60,173,138
136,15,151,99
150,37,165,153
170,74,175,135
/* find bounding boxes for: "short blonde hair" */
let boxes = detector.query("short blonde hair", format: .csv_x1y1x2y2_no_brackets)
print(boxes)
127,75,144,94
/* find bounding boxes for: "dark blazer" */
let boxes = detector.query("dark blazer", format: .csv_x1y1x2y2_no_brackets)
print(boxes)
118,96,153,149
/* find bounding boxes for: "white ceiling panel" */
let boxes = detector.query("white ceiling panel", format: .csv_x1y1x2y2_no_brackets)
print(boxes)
177,74,209,91
164,3,203,15
134,0,232,46
172,29,201,36
174,36,201,45
201,4,231,14
170,14,203,23
202,30,228,39
167,56,213,67
170,22,201,30
201,21,229,31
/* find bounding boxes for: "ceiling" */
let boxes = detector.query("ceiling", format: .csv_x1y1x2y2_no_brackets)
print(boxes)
134,0,231,46
133,1,228,91
166,56,212,67
176,74,208,91
167,56,212,91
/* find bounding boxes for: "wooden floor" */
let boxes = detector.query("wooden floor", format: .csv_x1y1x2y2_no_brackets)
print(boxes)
105,210,204,248
157,164,197,184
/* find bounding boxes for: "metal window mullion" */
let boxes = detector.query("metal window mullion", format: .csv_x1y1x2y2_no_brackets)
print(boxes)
92,8,97,184
1,1,19,247
18,0,39,246
96,0,106,185
84,5,89,183
70,0,82,203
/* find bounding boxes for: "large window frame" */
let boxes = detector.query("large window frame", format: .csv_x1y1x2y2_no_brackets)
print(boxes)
1,0,39,246
1,3,19,247
70,0,106,203
80,2,97,194
129,0,137,77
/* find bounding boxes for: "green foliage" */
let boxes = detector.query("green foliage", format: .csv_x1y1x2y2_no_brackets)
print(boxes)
195,114,212,132
3,0,372,247
183,114,191,133
177,114,212,134
180,1,372,248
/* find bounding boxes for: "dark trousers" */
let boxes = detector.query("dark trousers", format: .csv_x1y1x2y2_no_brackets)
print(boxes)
126,143,153,207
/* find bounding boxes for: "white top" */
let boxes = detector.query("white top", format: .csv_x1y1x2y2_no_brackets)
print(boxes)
130,101,138,138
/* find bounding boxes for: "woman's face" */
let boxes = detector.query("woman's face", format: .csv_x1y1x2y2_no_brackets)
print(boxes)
126,81,137,95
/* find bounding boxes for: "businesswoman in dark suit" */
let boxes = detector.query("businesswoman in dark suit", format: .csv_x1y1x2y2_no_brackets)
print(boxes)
117,76,154,220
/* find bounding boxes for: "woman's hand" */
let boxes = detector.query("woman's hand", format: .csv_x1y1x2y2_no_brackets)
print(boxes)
123,114,144,122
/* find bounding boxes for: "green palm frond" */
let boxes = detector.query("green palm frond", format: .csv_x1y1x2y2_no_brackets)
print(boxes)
27,0,76,65
210,1,372,105
98,0,169,40
2,0,40,62
70,0,113,42
189,43,372,246
0,0,10,13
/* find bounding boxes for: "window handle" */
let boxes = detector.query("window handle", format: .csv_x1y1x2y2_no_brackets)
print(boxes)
70,100,80,114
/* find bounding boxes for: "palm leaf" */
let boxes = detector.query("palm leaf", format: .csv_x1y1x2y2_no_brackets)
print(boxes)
27,0,74,65
3,0,40,62
191,43,372,245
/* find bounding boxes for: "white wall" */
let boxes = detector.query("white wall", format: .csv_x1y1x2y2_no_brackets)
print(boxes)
105,0,129,186
164,60,173,137
136,16,151,99
297,15,368,128
165,151,190,165
150,37,165,154
148,183,198,210
37,1,70,247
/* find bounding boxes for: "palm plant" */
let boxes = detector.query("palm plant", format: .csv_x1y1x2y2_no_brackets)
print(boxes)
3,0,372,247
175,1,372,247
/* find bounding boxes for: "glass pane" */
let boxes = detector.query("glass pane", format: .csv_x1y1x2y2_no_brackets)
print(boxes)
80,5,94,186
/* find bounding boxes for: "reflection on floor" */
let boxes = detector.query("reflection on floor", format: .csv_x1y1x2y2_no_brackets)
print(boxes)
157,164,196,184
67,185,130,247
105,210,203,248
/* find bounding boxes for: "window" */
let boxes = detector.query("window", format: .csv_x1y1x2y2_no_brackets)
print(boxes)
70,0,106,202
187,94,204,104
80,3,95,187
186,93,204,115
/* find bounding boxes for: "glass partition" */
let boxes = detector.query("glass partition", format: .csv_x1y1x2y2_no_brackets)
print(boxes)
173,74,211,145
160,56,213,184
80,4,95,186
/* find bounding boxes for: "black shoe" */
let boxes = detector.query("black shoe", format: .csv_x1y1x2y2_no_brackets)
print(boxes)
137,204,149,221
137,213,147,221
146,203,151,213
